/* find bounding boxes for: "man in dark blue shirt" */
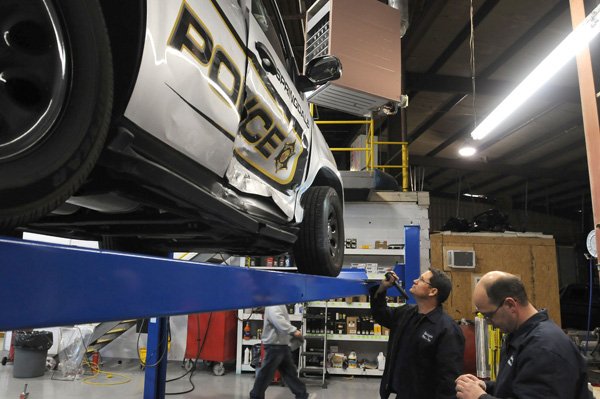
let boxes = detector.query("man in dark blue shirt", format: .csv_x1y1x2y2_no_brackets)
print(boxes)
455,271,592,399
370,268,465,399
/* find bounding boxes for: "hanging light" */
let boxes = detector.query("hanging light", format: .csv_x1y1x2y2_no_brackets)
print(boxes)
458,145,477,157
470,3,600,141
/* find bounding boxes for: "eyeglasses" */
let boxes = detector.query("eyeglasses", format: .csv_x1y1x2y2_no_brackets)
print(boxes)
477,298,506,320
418,276,432,286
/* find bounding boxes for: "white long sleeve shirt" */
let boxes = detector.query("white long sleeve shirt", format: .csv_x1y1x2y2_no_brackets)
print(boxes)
261,305,297,345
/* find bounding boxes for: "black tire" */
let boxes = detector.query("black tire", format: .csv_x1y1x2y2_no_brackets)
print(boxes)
294,186,344,277
0,0,113,229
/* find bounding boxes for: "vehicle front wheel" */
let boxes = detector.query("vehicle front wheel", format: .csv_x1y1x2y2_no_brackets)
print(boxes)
294,186,344,277
0,0,113,229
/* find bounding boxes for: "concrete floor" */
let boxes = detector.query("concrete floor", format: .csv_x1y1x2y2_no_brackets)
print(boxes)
3,352,600,398
0,356,380,399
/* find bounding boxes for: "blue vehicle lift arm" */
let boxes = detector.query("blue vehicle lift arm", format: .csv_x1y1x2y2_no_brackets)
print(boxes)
0,225,420,399
0,239,372,331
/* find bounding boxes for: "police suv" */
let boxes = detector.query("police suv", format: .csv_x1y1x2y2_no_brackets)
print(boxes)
0,0,345,276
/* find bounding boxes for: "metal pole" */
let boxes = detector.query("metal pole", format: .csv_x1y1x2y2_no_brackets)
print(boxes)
144,317,169,399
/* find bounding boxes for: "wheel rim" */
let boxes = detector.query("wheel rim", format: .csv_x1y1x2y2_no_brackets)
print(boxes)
0,0,68,161
327,206,340,257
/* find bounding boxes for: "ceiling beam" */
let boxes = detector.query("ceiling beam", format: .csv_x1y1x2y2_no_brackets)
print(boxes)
423,0,500,76
407,0,568,146
408,95,468,143
403,0,449,59
468,175,510,193
493,119,583,163
408,0,499,100
515,136,587,167
481,179,532,198
549,191,591,208
475,1,569,78
426,91,579,157
513,183,590,203
410,155,588,183
431,171,479,192
405,73,579,101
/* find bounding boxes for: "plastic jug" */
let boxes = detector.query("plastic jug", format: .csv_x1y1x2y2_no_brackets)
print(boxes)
348,351,357,368
377,352,386,370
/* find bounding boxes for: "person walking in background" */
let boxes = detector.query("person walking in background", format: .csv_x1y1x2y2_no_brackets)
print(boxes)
370,268,465,398
455,271,591,399
250,304,310,399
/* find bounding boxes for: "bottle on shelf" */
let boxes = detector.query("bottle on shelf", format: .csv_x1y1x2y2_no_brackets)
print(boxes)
377,352,386,370
243,347,251,364
243,322,251,340
348,351,357,368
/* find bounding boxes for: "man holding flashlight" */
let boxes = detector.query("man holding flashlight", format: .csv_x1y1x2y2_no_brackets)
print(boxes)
370,268,464,399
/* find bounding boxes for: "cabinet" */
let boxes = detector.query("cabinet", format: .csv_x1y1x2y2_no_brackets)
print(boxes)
300,299,403,377
235,306,303,374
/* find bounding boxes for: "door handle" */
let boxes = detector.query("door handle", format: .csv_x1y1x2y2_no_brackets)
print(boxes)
255,42,277,75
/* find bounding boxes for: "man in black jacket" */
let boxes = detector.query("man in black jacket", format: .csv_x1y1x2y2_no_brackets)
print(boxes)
455,271,592,399
370,268,465,399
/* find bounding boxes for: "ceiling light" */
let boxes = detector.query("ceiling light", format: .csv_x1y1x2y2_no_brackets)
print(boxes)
470,3,600,141
463,193,487,199
458,145,477,157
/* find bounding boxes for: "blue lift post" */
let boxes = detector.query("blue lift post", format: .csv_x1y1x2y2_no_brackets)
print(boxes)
403,225,421,304
0,225,420,399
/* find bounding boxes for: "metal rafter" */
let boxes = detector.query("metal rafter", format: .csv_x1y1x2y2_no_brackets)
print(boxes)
410,155,587,183
408,0,568,145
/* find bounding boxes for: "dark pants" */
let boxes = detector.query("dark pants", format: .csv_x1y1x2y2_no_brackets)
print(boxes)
250,345,308,399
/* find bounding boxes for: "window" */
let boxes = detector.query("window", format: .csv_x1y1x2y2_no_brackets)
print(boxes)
252,0,287,64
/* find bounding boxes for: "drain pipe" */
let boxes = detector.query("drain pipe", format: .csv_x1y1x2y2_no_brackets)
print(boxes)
388,0,410,190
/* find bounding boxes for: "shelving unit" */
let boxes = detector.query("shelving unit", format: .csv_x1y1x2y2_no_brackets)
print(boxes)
306,333,388,342
299,302,328,387
344,248,404,256
235,308,303,374
301,298,400,378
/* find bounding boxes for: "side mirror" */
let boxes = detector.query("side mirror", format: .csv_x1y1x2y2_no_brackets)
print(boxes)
297,55,342,92
306,55,342,84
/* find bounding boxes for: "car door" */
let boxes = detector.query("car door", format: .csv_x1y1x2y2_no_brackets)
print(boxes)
125,0,247,177
226,0,311,221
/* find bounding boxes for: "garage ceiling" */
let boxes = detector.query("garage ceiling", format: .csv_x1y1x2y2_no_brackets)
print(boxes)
280,0,599,222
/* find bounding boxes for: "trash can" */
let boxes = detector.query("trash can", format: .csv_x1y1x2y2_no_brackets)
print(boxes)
13,331,53,378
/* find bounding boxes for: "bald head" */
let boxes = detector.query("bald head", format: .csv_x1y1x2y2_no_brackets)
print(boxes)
476,271,528,307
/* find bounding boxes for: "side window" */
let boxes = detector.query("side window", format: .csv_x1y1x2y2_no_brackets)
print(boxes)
252,0,287,64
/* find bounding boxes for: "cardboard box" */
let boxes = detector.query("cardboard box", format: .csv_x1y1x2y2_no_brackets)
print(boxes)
375,240,388,249
346,316,358,334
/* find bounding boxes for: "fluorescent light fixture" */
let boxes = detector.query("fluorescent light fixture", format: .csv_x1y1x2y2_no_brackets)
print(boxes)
458,145,477,157
471,3,600,141
463,193,487,199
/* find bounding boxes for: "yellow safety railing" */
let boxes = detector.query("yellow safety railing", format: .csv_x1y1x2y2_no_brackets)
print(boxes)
313,114,409,191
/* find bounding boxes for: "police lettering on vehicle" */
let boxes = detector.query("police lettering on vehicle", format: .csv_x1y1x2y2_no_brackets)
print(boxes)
167,1,308,189
168,3,242,108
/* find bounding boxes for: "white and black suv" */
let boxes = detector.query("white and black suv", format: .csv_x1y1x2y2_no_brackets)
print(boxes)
0,0,345,276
